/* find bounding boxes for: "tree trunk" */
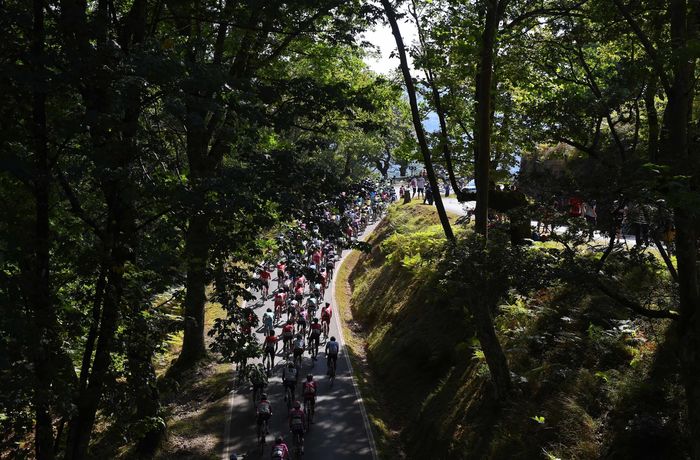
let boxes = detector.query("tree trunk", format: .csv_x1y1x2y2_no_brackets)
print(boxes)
474,0,500,237
428,77,464,201
664,1,700,457
177,210,210,367
381,0,454,241
65,241,128,460
126,315,163,456
30,0,57,456
470,298,511,399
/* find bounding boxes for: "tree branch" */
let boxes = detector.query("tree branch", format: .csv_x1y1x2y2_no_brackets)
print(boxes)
611,0,672,96
56,171,105,240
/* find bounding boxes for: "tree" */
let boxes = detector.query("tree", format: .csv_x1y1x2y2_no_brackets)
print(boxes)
380,0,455,241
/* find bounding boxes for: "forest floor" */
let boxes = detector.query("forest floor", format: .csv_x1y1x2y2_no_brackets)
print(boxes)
154,299,233,460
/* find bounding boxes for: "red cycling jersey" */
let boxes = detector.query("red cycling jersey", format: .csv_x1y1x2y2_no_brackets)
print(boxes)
264,335,279,347
309,323,322,335
275,292,287,306
303,381,318,399
321,306,332,321
260,270,271,281
312,251,322,265
282,324,294,336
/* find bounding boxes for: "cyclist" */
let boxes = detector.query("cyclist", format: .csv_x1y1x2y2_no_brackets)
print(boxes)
292,333,305,365
262,308,274,336
320,302,332,338
260,266,272,299
306,296,317,316
308,318,322,359
287,300,298,322
282,362,298,402
296,307,308,335
274,290,287,320
325,336,339,375
250,363,268,399
276,260,286,285
288,401,306,454
256,393,272,436
270,436,290,460
281,320,294,353
319,269,328,294
311,249,323,271
302,374,318,423
326,257,335,282
263,330,279,370
294,274,306,294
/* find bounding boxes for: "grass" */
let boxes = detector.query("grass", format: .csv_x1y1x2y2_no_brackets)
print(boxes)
335,249,406,459
154,293,233,459
334,201,686,459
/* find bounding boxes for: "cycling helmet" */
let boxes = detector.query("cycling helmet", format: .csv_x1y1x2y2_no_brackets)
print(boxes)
325,302,330,307
287,362,294,368
293,400,301,409
312,318,319,323
291,300,298,306
307,374,313,381
330,336,336,342
296,334,302,339
275,436,284,443
261,393,268,400
266,308,272,312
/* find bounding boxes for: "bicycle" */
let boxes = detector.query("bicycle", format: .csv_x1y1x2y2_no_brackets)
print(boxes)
292,430,304,459
293,349,303,368
257,417,269,451
321,320,329,340
328,357,336,385
285,382,295,410
303,398,315,430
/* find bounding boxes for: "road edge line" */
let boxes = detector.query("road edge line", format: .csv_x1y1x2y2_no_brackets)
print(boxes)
329,221,381,460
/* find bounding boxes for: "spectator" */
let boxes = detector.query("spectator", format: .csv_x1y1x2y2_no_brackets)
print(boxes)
425,183,434,205
583,200,597,239
416,176,425,198
444,182,451,197
568,192,583,218
410,177,417,197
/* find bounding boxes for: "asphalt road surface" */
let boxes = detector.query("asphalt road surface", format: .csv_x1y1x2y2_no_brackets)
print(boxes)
223,226,379,460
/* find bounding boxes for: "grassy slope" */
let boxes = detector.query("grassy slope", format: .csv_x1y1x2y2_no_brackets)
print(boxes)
340,202,687,460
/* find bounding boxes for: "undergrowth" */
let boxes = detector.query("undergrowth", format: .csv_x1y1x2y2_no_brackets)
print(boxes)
347,202,686,459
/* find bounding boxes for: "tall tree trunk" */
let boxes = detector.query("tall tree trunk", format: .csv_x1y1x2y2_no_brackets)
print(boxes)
381,0,454,241
177,209,210,367
30,0,57,456
664,1,700,457
126,313,163,456
409,1,464,201
428,77,464,201
65,235,129,460
474,0,500,237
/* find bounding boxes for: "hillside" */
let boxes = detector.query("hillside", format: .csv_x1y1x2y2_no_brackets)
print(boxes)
339,202,687,459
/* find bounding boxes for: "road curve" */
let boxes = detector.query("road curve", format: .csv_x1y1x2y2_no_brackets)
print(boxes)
222,223,380,460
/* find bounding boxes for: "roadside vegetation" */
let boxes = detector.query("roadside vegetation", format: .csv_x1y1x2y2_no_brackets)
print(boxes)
343,202,684,459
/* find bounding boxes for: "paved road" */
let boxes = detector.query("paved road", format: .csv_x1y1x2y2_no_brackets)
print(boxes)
223,227,379,460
